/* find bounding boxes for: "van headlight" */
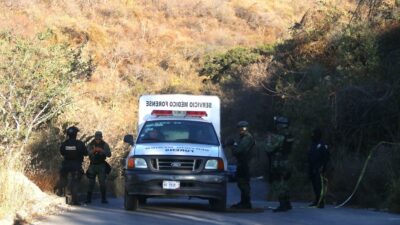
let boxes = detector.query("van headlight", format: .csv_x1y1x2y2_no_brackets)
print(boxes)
127,157,148,169
205,159,224,171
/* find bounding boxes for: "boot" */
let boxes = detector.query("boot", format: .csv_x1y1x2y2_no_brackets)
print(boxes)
85,192,92,204
286,199,292,210
230,202,242,209
240,202,252,209
316,199,325,208
230,201,252,209
308,201,318,207
101,190,108,204
273,198,289,213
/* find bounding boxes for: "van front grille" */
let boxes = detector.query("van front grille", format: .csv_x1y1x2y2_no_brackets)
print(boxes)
151,158,202,171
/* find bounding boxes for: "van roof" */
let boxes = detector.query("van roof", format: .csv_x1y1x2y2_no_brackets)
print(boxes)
138,94,221,137
145,116,209,123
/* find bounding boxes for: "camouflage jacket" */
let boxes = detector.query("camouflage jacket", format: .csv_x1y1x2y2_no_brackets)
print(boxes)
259,131,294,169
232,131,255,162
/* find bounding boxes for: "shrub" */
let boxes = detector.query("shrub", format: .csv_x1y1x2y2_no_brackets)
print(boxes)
0,29,93,157
0,29,92,219
200,2,400,211
200,44,275,83
267,6,400,210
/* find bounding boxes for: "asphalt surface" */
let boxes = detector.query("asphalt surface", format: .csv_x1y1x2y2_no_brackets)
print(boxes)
37,179,400,225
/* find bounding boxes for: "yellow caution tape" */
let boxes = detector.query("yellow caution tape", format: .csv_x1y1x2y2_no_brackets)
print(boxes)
335,141,399,208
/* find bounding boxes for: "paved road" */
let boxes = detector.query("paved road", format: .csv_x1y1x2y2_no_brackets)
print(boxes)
37,180,400,225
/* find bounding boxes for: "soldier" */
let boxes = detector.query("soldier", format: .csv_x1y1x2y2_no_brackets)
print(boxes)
230,121,255,209
85,131,112,204
59,126,88,205
308,128,330,208
261,116,294,212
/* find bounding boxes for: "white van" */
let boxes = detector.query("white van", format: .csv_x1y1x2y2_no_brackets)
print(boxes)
123,94,228,211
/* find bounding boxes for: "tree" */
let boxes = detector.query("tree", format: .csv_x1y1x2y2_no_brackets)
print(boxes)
0,30,93,161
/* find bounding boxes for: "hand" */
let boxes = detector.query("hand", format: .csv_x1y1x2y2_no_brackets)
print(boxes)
93,147,103,154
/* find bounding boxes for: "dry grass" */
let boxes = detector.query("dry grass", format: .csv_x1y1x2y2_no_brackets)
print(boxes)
0,157,25,219
0,155,64,224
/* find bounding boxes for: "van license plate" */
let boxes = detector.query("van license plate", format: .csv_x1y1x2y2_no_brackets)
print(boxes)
162,181,180,190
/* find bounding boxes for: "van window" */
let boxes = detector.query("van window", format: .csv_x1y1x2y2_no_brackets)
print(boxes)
137,120,219,145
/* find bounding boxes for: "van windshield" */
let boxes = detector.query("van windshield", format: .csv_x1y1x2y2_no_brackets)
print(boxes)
137,120,219,145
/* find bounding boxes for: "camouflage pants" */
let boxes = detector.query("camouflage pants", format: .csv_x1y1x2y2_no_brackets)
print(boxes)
269,178,290,200
86,163,107,192
268,165,291,201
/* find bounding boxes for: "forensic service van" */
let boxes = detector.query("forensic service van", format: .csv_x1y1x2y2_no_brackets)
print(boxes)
123,94,228,211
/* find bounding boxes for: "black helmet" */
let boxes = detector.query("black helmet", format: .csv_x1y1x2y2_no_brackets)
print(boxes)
237,121,249,129
274,116,289,128
66,126,80,137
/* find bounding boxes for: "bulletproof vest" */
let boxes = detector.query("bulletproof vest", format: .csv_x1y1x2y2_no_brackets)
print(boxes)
89,141,107,164
63,140,83,161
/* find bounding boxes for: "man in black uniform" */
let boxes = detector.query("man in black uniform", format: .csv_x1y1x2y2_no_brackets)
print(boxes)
59,126,87,205
308,128,330,208
230,121,255,209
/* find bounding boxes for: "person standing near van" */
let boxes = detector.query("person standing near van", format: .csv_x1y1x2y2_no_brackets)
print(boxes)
262,116,294,212
230,121,255,209
85,131,112,204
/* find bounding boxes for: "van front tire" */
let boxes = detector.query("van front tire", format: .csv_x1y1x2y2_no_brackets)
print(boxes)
138,196,147,205
124,192,139,211
209,195,226,212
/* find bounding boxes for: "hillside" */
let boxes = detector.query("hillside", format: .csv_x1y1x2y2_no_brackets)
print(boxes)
0,0,362,222
199,0,400,212
1,0,327,145
0,0,340,169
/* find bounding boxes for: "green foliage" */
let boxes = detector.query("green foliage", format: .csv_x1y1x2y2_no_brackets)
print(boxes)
0,30,93,154
253,43,276,56
335,24,380,83
201,2,400,211
272,19,390,151
270,10,400,211
200,44,275,83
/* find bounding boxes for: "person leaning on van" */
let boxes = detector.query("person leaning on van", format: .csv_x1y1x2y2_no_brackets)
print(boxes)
85,131,112,204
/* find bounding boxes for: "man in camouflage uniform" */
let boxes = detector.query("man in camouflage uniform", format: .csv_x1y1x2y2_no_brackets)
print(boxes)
261,116,294,212
85,131,112,204
230,121,255,209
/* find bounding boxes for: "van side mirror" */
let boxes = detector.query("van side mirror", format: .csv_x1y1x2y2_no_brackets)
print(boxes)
123,134,135,146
